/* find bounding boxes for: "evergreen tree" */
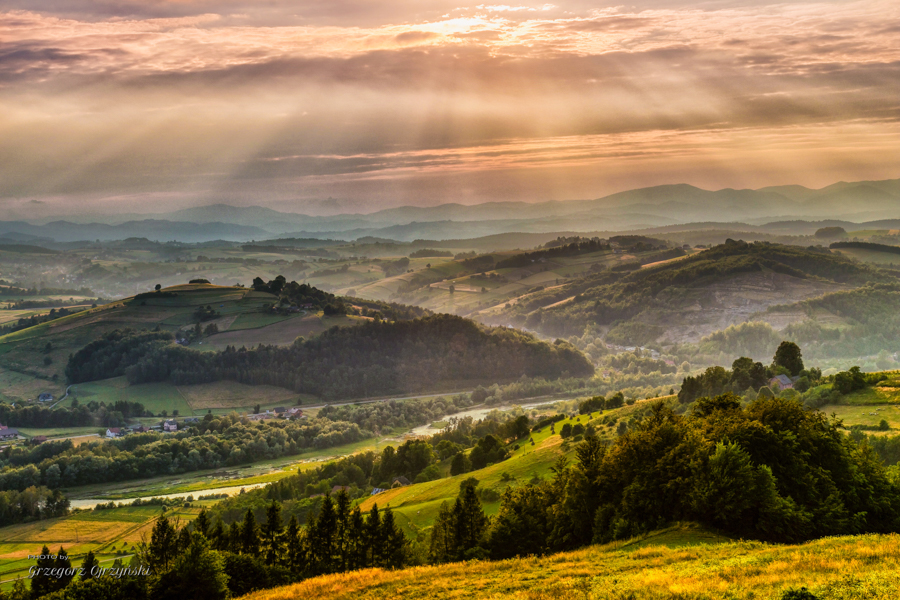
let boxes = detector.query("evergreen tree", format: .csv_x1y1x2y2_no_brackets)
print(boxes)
284,515,304,574
80,550,99,581
309,495,338,574
379,508,407,569
346,506,366,570
54,547,74,590
29,545,54,599
428,502,454,563
454,485,489,560
146,515,178,574
209,519,226,551
241,509,260,555
334,490,351,570
150,533,229,600
228,521,242,554
261,501,284,565
177,525,193,554
193,508,211,539
363,504,381,568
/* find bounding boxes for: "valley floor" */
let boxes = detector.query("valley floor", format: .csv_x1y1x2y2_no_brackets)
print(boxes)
243,527,900,600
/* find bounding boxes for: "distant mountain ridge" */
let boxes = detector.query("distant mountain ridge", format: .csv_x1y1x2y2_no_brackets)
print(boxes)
9,177,900,243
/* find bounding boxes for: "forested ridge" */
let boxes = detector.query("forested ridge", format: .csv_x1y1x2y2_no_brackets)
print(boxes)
66,314,594,399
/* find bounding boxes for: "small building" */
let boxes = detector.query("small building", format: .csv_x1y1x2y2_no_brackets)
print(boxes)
0,423,7,430
38,393,54,403
273,407,286,415
370,488,387,496
132,425,150,433
285,407,304,418
769,374,795,390
331,485,351,495
106,427,124,438
163,420,178,432
183,417,200,424
0,428,19,440
31,435,47,444
391,476,411,487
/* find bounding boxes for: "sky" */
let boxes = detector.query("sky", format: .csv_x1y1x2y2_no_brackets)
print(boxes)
1,0,898,217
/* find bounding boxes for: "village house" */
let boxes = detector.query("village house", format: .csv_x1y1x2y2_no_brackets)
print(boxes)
0,428,19,441
331,485,351,495
131,425,150,433
38,393,54,402
163,420,178,432
31,435,47,444
769,374,796,390
273,407,286,416
106,427,124,438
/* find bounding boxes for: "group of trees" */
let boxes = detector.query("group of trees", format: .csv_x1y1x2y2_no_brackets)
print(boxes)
0,413,366,492
0,307,77,335
495,238,611,269
0,398,150,428
433,394,900,564
0,486,69,527
67,315,593,400
678,342,821,404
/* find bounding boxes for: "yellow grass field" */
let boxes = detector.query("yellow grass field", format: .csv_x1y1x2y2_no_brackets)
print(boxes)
243,530,900,600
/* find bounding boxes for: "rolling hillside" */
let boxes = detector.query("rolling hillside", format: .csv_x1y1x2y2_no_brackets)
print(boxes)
243,531,900,600
479,240,893,349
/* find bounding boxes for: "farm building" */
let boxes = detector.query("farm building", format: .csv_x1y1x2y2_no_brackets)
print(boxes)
38,393,54,402
31,436,47,444
769,374,796,390
163,420,178,432
131,425,150,433
0,428,19,440
106,427,124,438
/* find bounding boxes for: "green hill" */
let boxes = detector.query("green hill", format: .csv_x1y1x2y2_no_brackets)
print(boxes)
481,240,891,348
242,531,900,600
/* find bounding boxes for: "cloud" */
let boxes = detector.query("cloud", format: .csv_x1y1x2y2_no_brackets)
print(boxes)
0,0,898,211
394,30,439,44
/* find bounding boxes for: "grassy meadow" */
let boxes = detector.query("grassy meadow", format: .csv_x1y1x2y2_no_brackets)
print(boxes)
242,528,900,600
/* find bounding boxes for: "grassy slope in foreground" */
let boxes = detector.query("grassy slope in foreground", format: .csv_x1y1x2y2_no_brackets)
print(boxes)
244,529,900,600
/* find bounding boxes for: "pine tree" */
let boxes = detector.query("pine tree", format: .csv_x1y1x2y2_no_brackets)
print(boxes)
309,496,338,574
428,502,454,563
150,533,229,600
54,547,74,590
29,545,54,599
177,525,193,554
261,500,284,564
241,509,260,555
228,521,242,554
363,504,382,568
347,507,366,570
284,515,304,574
80,550,99,581
379,508,407,569
193,508,211,539
146,516,178,573
209,519,226,551
334,490,351,570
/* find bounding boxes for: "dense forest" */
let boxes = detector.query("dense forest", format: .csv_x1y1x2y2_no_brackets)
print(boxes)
66,315,594,400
